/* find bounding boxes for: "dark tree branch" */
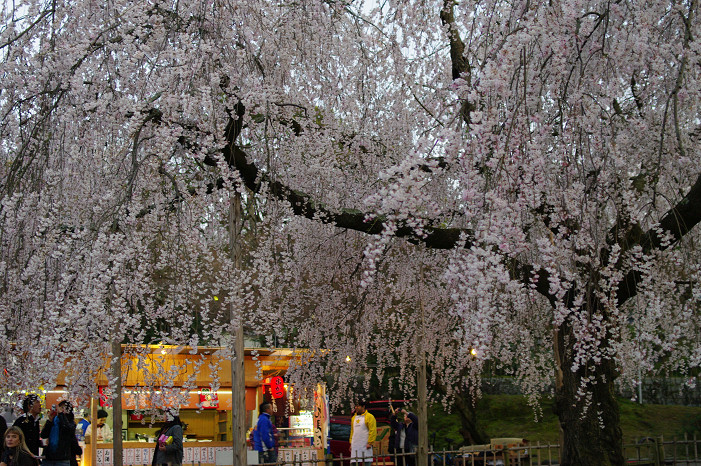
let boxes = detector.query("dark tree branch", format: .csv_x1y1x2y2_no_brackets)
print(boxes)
440,0,470,82
615,172,701,305
205,109,558,303
440,0,474,126
210,103,701,311
210,126,471,249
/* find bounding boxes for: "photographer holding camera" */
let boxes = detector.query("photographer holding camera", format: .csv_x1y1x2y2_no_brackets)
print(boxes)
40,401,79,466
390,406,418,466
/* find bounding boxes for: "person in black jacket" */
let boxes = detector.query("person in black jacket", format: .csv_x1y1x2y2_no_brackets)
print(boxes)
40,401,77,466
12,396,41,457
68,435,82,466
0,413,8,456
390,408,419,466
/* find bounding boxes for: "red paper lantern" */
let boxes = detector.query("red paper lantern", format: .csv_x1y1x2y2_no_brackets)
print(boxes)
270,376,285,399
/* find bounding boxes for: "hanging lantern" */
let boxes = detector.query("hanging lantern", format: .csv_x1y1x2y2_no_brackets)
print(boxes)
270,376,285,399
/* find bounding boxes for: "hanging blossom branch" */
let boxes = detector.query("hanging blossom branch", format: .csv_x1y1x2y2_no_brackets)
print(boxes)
184,105,566,301
200,107,471,250
131,0,701,315
202,102,701,311
434,0,701,308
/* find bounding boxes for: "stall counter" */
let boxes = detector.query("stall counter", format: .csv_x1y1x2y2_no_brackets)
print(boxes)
86,441,234,466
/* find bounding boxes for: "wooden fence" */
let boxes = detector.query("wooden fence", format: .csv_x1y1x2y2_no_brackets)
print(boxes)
320,434,701,466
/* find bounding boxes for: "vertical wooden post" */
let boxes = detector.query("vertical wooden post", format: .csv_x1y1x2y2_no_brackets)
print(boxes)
416,352,428,466
90,397,97,466
111,341,123,466
229,192,247,466
417,270,428,466
232,325,246,466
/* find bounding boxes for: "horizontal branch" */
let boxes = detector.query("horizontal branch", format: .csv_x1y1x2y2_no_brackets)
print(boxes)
172,100,700,311
209,110,559,304
215,137,471,250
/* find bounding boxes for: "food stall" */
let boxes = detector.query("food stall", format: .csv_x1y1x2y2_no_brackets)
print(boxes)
43,345,327,466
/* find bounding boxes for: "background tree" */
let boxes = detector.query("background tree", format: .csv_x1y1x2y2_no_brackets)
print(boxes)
1,1,700,465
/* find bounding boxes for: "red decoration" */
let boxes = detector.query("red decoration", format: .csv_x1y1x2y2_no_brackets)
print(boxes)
98,386,111,407
199,388,219,408
270,376,285,399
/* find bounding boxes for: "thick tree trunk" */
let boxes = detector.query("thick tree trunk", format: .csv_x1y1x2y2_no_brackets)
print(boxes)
454,395,489,446
554,323,624,466
431,374,489,446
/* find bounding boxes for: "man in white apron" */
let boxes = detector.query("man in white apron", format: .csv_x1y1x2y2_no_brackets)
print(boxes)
349,400,376,466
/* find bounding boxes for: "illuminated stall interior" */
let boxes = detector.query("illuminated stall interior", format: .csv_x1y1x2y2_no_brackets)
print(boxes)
44,344,324,466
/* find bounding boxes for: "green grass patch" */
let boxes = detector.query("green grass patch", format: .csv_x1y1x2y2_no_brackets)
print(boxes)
477,395,560,444
426,395,701,448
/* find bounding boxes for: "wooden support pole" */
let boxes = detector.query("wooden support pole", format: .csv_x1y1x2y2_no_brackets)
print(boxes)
111,341,123,466
417,274,428,466
417,352,428,466
232,325,247,466
229,192,247,466
89,398,97,466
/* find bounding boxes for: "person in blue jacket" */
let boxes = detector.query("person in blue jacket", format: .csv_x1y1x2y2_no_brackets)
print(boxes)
75,412,90,443
253,403,276,464
40,401,78,466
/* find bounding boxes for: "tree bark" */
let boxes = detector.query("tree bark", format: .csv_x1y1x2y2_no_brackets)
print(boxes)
554,321,624,466
454,398,489,446
229,192,247,466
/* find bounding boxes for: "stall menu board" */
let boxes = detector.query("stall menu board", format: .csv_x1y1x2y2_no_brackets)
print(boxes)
95,446,233,466
279,447,319,466
288,413,314,439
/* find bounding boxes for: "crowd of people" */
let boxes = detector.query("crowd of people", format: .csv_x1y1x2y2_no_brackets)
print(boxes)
0,394,420,466
0,396,83,466
0,396,184,466
388,405,419,466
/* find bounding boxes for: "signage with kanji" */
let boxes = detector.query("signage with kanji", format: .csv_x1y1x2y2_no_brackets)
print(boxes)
270,376,285,399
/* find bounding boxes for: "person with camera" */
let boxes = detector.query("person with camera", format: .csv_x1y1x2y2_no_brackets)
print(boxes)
40,401,78,466
390,407,418,466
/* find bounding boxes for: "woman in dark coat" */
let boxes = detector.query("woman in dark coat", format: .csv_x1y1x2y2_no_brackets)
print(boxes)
151,409,184,466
